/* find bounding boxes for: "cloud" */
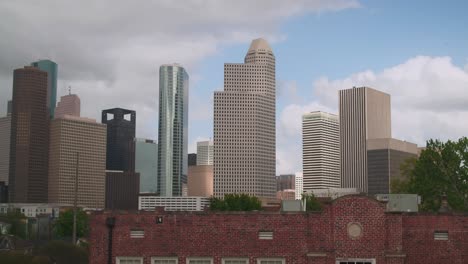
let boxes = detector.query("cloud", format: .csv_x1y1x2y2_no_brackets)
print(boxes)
276,56,468,174
0,0,360,139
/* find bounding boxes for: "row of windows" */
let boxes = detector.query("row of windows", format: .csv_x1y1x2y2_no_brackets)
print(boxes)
117,257,284,264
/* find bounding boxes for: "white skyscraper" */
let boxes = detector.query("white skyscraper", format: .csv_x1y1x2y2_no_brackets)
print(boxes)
294,172,303,200
302,111,340,190
157,64,189,197
213,38,276,198
196,140,213,165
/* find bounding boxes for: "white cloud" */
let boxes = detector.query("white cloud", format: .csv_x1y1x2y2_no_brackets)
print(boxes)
276,56,468,174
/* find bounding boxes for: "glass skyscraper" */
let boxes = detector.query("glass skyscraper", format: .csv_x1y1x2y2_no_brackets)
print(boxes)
157,64,188,196
31,60,58,119
135,138,158,193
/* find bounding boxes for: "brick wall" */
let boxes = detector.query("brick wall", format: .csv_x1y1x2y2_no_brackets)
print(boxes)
89,195,468,264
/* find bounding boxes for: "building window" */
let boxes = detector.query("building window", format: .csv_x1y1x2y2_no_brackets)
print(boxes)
152,257,178,264
335,259,375,264
222,258,249,264
257,258,284,264
117,257,143,264
434,231,449,240
187,258,213,264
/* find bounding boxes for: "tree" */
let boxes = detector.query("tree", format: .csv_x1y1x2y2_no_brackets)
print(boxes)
0,210,27,238
209,194,262,211
54,209,89,238
392,137,468,212
302,193,322,211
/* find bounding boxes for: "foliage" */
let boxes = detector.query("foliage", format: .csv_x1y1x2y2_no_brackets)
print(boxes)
54,209,89,238
0,210,27,238
392,137,468,212
209,193,262,211
302,193,322,211
0,251,35,264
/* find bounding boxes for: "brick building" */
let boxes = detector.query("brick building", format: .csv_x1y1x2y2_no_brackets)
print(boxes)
89,195,468,264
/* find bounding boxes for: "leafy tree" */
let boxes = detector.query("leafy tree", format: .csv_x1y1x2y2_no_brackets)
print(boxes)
210,194,262,211
0,210,27,238
54,209,89,238
392,137,468,212
302,193,322,211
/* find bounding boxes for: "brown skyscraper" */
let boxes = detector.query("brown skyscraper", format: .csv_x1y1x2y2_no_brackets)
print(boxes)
48,116,107,208
55,93,80,118
9,66,49,203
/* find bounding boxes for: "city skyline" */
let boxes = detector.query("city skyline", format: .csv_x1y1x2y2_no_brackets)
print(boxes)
1,1,468,175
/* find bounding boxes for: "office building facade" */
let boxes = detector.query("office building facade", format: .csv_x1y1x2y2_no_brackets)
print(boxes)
105,170,140,210
187,165,213,197
31,60,57,118
339,87,391,193
48,116,107,208
302,111,340,190
196,140,214,165
367,138,418,195
0,112,11,185
295,172,303,200
102,108,136,172
135,138,158,193
9,67,49,203
157,64,189,196
214,38,276,198
188,154,197,167
276,174,295,191
55,93,80,118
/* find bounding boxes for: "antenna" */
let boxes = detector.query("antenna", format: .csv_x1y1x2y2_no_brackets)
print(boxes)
68,86,71,95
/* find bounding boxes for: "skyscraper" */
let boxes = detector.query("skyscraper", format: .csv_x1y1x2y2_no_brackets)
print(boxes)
213,38,276,198
157,64,188,197
102,108,136,172
48,116,107,208
55,93,80,118
9,66,49,203
135,138,158,193
339,87,391,193
31,60,57,119
196,140,213,165
302,111,340,190
295,172,303,200
0,107,11,185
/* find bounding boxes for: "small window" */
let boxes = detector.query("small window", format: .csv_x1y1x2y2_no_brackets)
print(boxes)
434,231,449,240
187,258,213,264
152,257,178,264
257,258,284,264
223,258,248,264
117,257,143,264
130,229,145,238
258,231,273,240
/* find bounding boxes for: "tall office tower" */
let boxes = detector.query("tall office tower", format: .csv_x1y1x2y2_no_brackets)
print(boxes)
48,116,107,208
276,174,295,191
188,165,213,197
7,100,12,114
295,172,303,200
302,111,340,190
135,138,158,193
55,93,80,118
196,140,214,165
339,87,391,193
188,154,197,167
367,138,418,195
31,60,57,118
9,66,49,203
157,64,189,197
0,110,11,185
213,38,276,198
105,170,140,210
102,108,136,172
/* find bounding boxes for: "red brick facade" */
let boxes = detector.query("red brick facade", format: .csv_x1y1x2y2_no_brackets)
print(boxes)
89,195,468,264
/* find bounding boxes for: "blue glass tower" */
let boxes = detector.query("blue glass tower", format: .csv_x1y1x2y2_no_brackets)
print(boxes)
31,60,58,119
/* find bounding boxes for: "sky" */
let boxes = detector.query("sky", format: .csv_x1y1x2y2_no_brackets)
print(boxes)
1,0,468,175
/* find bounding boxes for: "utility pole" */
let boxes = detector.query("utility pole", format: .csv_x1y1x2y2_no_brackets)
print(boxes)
72,152,79,244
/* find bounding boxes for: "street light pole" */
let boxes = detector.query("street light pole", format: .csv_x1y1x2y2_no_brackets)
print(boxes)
72,152,79,244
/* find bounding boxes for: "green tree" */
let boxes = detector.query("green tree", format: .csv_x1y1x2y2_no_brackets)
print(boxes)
209,194,262,211
302,193,322,211
392,137,468,212
0,210,27,238
54,209,89,238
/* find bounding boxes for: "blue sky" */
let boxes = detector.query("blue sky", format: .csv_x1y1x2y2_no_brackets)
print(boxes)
1,0,468,174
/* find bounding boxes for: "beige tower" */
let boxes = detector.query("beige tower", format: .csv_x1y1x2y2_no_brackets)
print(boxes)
213,38,276,198
339,87,391,193
48,115,107,208
55,93,80,118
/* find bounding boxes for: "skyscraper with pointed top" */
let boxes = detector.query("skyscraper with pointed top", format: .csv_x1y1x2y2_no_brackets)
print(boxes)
213,38,276,198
